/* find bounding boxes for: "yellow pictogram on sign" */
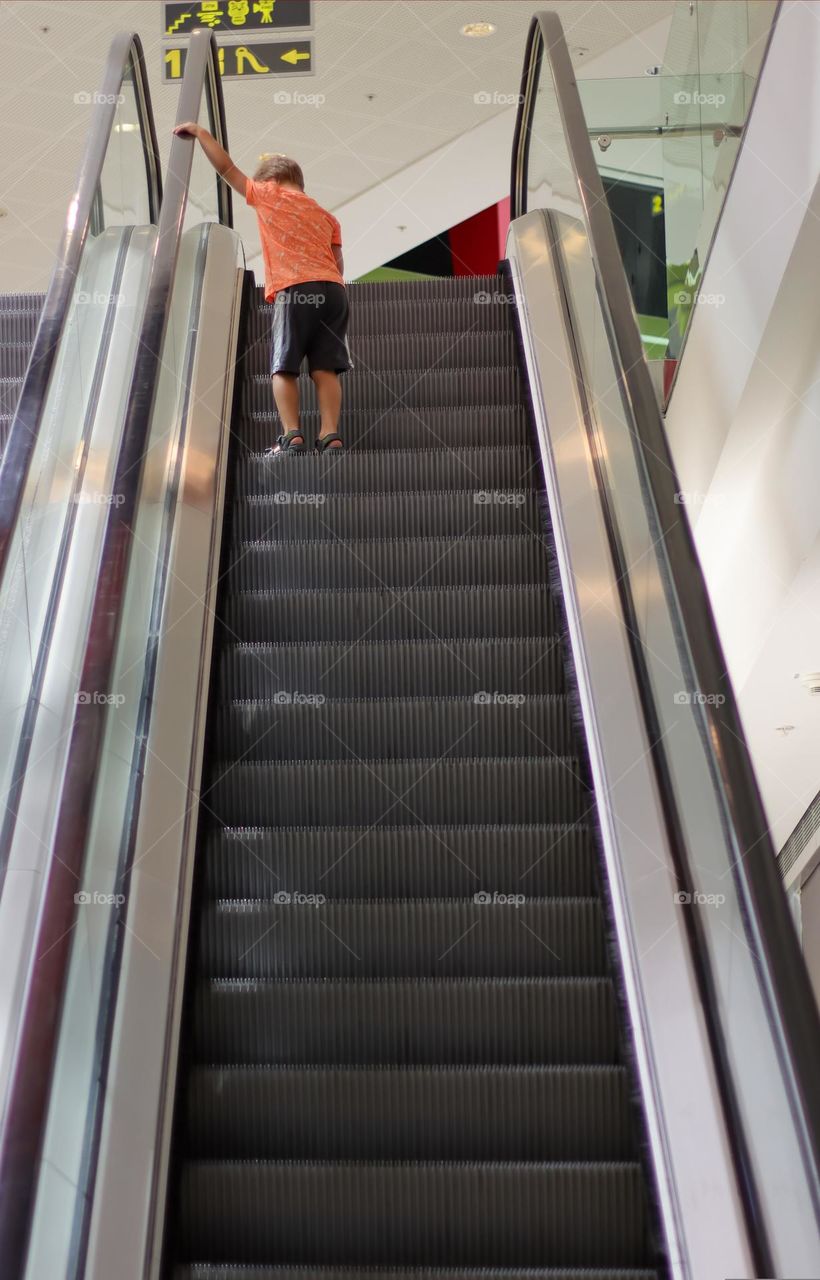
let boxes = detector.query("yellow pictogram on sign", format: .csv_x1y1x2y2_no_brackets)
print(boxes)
236,46,270,73
164,38,313,81
166,12,192,34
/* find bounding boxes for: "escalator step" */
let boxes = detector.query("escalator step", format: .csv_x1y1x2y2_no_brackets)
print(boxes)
0,343,31,380
227,535,546,591
192,977,620,1065
199,898,603,979
175,1268,660,1280
177,1161,651,1266
0,310,39,344
0,292,43,312
211,696,574,761
232,490,540,542
236,447,536,494
0,378,24,414
219,639,566,699
235,406,530,452
201,825,596,899
241,369,522,414
222,585,557,643
184,1065,632,1160
255,276,504,304
208,758,586,827
242,331,517,377
248,295,515,338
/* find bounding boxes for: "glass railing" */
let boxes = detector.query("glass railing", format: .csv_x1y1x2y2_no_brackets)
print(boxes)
0,28,233,1280
511,9,820,1278
0,36,160,903
568,0,777,382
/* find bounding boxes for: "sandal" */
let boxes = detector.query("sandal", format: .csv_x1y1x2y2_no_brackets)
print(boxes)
266,430,307,455
315,433,345,454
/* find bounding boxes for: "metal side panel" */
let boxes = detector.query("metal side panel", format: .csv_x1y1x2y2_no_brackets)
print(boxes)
81,224,243,1280
505,210,752,1280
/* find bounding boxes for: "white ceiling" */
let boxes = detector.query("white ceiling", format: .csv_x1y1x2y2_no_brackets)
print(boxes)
0,0,674,290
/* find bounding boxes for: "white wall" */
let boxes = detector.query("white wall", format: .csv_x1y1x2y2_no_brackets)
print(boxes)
664,0,820,850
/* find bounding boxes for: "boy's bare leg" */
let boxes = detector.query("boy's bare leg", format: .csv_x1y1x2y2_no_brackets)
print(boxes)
311,369,343,447
271,372,303,447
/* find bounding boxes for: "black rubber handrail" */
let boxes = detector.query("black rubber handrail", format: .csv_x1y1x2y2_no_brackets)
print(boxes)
0,29,230,1277
0,32,161,580
510,7,820,1264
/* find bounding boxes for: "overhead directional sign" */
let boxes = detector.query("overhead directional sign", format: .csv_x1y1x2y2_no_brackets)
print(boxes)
163,0,311,37
163,38,314,81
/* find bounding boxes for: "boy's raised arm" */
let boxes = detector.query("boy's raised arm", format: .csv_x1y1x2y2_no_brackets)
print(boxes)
173,123,248,197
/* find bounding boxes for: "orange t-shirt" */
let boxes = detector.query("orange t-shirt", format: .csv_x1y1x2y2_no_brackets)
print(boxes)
245,178,344,302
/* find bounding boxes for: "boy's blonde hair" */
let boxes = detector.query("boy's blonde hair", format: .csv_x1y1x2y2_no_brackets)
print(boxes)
253,152,305,189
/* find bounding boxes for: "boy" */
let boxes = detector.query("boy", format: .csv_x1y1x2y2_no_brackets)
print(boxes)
173,122,351,453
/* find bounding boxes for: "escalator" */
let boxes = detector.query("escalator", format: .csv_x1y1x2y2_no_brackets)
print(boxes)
1,14,820,1280
0,296,43,457
165,275,662,1276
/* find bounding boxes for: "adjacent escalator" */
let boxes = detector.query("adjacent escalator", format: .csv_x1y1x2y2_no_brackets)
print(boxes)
165,274,665,1279
0,294,44,458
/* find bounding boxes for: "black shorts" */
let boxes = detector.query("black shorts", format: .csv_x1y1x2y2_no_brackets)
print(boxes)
270,280,353,376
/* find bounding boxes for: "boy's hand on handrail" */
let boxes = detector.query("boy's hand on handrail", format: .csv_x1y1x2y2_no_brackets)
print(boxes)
172,123,248,196
173,121,201,139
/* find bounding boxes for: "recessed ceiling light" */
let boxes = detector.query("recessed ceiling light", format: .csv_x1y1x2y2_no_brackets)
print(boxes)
462,22,496,37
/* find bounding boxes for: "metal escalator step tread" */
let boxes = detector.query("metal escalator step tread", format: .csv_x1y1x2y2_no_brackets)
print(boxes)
222,585,557,643
242,331,517,376
235,406,531,452
218,638,566,699
0,311,39,344
231,490,541,541
0,343,32,379
175,1268,660,1280
255,276,505,304
236,447,536,494
176,1161,652,1266
248,295,515,338
211,695,574,762
197,897,604,979
0,377,24,414
202,824,596,899
240,369,522,413
184,1064,633,1160
227,535,546,591
192,976,620,1065
0,292,44,312
207,757,587,828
